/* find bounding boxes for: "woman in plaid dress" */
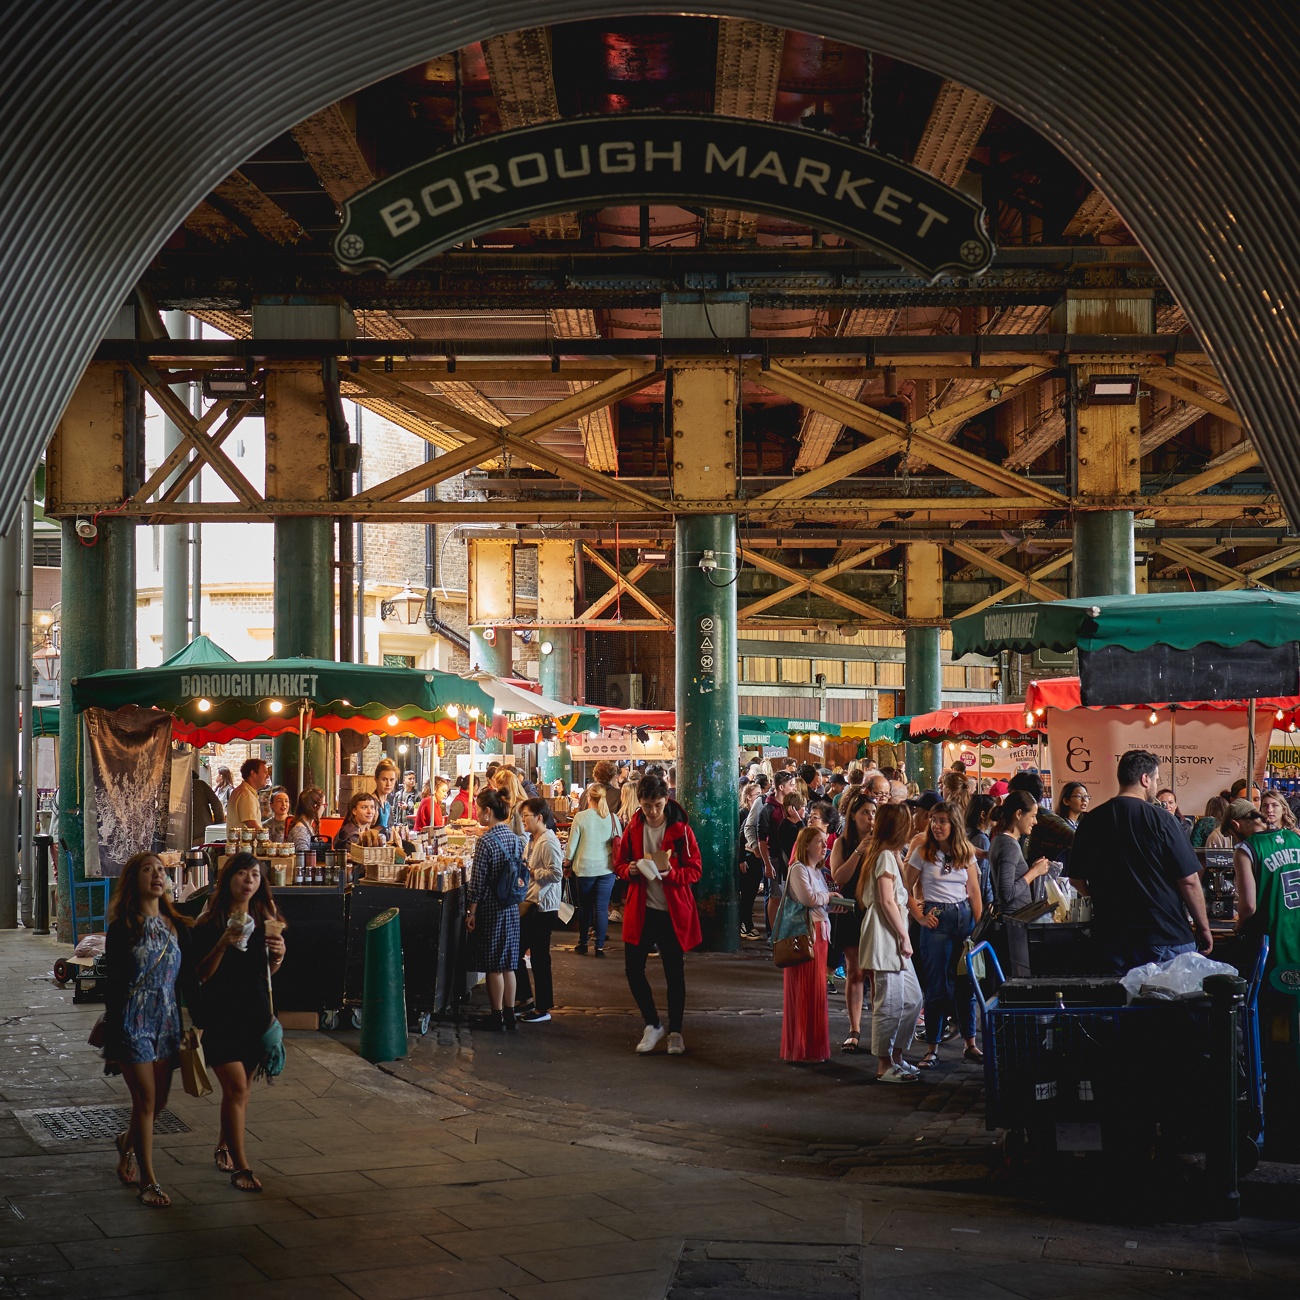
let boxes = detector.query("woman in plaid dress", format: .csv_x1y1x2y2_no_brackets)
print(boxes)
466,787,525,1032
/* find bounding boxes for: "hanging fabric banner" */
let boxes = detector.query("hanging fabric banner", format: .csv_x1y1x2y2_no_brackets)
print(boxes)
82,707,174,877
1046,707,1270,811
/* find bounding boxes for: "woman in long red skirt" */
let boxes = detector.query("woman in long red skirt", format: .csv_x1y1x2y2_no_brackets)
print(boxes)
781,825,834,1063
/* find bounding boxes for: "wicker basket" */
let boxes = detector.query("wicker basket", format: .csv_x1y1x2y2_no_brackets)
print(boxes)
348,844,395,866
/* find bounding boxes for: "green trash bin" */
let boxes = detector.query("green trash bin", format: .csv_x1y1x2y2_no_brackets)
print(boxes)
360,907,407,1063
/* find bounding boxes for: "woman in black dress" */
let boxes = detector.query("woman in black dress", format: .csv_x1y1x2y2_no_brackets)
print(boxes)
192,852,286,1192
466,788,525,1032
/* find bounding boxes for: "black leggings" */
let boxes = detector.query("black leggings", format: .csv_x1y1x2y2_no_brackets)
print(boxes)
738,852,764,930
624,909,686,1033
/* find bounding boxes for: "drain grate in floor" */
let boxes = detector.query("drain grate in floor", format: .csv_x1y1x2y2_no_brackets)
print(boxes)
668,1241,861,1296
31,1106,192,1141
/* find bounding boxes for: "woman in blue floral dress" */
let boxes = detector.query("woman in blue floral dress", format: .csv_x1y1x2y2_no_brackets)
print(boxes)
104,852,195,1208
466,788,525,1032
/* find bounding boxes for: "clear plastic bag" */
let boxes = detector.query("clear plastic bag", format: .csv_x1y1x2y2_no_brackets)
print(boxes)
1122,951,1237,1000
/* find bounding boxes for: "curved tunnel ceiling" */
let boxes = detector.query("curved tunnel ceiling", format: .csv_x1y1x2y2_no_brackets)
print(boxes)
1,2,1298,526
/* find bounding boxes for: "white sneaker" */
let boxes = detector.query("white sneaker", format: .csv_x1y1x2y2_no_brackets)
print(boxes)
636,1024,666,1054
666,1032,686,1055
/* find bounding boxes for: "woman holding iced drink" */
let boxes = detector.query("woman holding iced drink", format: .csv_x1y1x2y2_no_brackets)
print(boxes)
193,852,286,1192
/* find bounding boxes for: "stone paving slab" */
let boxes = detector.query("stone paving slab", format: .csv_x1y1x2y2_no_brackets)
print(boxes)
1,930,1297,1299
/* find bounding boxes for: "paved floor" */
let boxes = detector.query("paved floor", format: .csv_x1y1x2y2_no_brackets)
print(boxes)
0,929,1297,1299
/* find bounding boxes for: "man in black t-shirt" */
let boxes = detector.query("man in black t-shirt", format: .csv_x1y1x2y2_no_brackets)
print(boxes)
1070,749,1213,972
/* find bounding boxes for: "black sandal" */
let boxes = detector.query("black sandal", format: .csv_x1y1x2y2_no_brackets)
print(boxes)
963,1044,985,1063
840,1031,861,1054
230,1168,262,1193
214,1144,234,1173
918,1050,940,1069
114,1131,136,1186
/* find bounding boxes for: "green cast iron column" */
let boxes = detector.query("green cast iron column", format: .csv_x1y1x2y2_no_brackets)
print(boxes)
58,517,135,920
469,630,511,755
537,629,574,788
1073,511,1136,597
904,625,942,792
273,516,333,798
676,512,739,952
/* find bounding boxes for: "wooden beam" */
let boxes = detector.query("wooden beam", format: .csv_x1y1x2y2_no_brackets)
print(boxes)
943,540,1061,601
1154,541,1254,587
130,398,234,504
579,560,656,621
745,360,1067,504
580,547,672,624
908,365,1049,435
739,544,891,617
351,365,660,503
956,553,1073,619
129,364,262,505
1156,444,1259,497
740,547,903,625
1144,371,1241,425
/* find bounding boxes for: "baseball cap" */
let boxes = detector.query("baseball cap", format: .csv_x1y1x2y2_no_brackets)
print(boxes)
1226,799,1263,823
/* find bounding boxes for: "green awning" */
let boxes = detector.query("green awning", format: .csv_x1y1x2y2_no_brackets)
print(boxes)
739,713,840,737
868,716,913,745
71,656,496,744
952,591,1300,659
159,635,235,666
31,705,58,739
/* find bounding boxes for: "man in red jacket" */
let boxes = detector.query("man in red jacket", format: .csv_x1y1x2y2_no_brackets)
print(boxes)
613,771,703,1055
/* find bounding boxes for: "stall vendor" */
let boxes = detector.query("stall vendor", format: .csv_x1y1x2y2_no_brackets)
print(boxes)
264,788,292,842
1069,749,1213,972
226,759,269,834
372,759,403,843
334,791,380,859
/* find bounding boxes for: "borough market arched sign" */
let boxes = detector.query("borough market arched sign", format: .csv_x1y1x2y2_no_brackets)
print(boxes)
334,114,994,283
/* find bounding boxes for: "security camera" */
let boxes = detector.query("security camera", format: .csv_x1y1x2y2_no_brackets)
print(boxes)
75,518,97,540
698,550,718,574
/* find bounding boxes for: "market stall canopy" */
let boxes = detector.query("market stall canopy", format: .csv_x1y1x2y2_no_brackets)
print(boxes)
1025,675,1300,716
739,714,840,737
952,591,1300,705
464,671,600,734
599,708,677,732
908,705,1044,743
72,657,495,744
865,716,913,745
158,634,235,666
28,705,58,739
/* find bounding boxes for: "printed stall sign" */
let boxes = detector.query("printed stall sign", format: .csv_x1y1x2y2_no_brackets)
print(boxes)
335,114,994,283
1047,707,1271,810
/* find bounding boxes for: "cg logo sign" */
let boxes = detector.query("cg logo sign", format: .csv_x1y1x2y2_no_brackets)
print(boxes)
1065,735,1092,774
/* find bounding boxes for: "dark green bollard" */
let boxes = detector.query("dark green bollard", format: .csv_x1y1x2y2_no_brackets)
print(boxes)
360,907,407,1063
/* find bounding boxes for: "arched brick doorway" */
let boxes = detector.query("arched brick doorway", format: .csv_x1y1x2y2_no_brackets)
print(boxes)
3,2,1298,521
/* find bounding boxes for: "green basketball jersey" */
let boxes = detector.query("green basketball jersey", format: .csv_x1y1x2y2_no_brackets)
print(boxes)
1245,828,1300,973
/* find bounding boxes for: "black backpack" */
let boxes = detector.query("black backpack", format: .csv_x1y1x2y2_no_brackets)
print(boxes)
495,839,528,905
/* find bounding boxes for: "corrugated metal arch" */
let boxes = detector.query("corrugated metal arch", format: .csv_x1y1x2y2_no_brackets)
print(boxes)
2,1,1298,524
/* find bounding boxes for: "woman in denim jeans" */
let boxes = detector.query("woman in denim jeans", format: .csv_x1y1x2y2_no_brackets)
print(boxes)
904,802,984,1068
565,785,618,956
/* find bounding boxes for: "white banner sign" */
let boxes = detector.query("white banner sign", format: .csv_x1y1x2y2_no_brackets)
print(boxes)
568,731,677,762
1046,707,1270,811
